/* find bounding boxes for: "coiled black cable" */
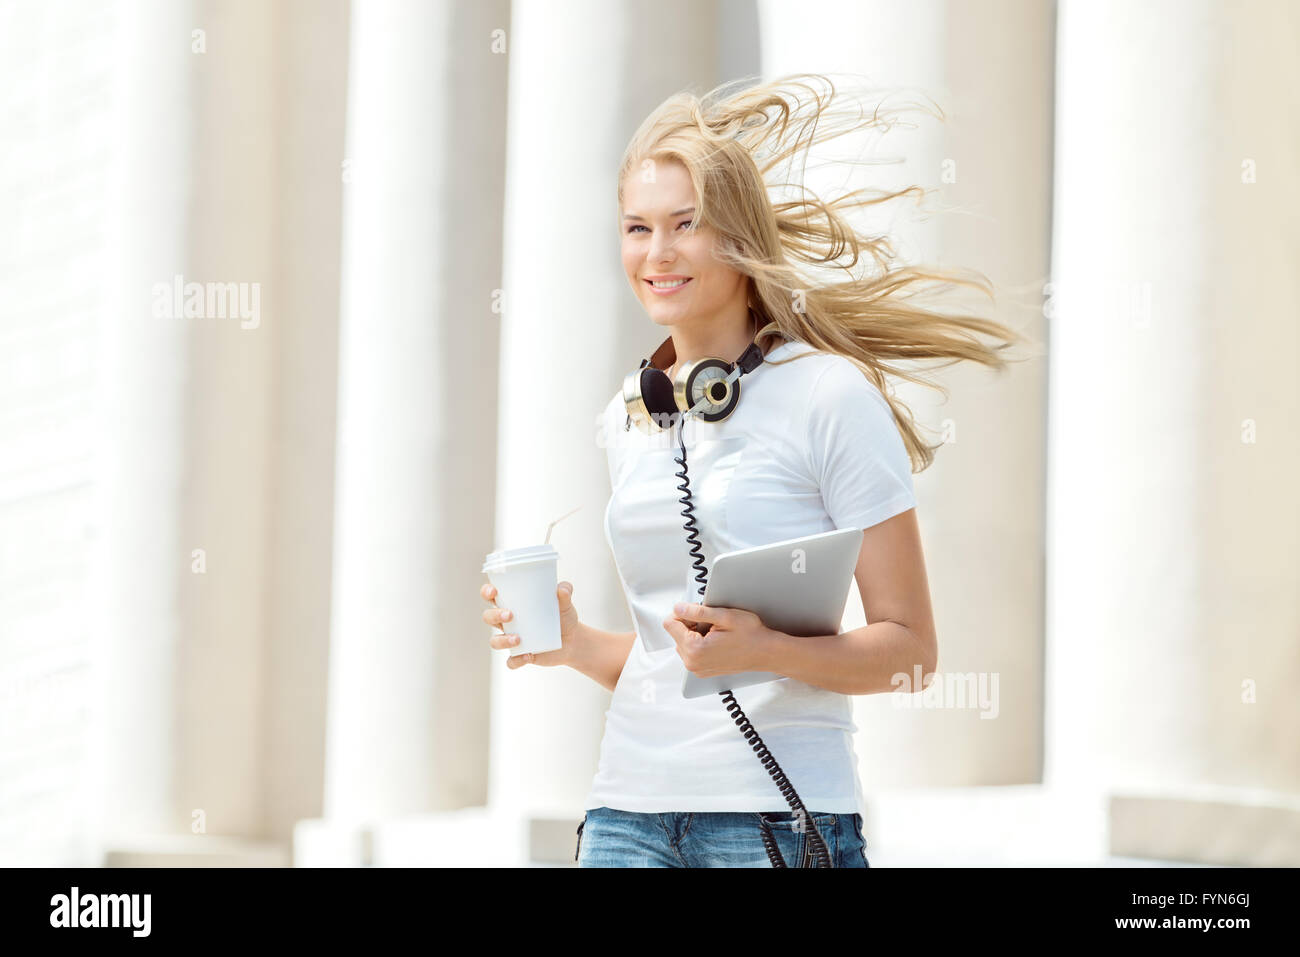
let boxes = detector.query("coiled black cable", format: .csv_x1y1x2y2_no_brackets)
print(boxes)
673,414,833,869
675,417,711,601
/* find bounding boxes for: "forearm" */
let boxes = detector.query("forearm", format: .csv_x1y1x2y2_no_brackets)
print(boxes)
568,622,636,692
756,621,937,696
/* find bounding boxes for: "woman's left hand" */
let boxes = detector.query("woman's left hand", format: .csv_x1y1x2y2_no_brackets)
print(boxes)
662,601,780,677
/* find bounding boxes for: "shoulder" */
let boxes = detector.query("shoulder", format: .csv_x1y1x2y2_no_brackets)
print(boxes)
599,388,623,430
597,388,629,463
772,343,890,409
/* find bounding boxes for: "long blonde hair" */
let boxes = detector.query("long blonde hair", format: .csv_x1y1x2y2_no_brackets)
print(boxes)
617,73,1030,473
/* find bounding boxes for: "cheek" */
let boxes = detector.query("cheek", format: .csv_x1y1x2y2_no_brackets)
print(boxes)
695,262,744,303
621,244,642,284
685,239,743,300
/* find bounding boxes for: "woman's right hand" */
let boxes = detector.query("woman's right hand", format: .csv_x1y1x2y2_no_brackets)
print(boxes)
480,579,581,669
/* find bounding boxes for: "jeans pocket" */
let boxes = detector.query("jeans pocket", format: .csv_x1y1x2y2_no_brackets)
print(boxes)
574,815,586,864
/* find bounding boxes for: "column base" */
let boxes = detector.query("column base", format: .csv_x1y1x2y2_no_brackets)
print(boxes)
294,806,583,867
98,835,289,867
1110,786,1300,866
865,783,1300,866
865,783,1111,866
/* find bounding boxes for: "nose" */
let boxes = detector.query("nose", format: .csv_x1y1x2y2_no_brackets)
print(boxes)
646,227,676,265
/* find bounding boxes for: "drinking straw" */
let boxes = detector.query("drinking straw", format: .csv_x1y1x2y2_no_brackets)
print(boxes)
544,506,581,545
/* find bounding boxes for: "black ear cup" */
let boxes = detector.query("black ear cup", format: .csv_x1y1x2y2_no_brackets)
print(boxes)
624,363,689,434
639,367,679,426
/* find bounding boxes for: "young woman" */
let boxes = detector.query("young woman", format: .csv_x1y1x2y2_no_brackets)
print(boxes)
479,75,1024,867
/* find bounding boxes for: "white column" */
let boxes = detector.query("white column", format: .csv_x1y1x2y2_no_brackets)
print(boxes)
323,0,508,826
1048,0,1300,864
759,0,1054,792
261,0,351,846
91,0,193,852
91,0,281,858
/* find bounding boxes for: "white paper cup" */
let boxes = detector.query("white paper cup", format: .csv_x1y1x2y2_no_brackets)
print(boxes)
481,544,562,657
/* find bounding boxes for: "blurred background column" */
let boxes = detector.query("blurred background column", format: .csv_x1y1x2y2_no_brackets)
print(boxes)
85,0,199,862
258,0,352,852
1047,0,1300,865
88,0,313,865
320,0,508,840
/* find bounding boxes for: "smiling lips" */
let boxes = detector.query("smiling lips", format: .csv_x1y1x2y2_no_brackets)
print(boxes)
644,275,692,295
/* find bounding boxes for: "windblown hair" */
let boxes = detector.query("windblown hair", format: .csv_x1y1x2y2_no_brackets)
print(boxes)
617,73,1030,472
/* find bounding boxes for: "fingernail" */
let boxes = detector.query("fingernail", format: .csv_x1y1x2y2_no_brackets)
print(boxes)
673,602,687,615
503,611,512,620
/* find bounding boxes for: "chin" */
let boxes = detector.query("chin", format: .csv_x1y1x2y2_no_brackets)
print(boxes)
642,308,681,327
643,304,687,326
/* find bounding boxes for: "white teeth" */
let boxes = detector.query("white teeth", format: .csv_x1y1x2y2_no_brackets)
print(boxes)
650,279,688,288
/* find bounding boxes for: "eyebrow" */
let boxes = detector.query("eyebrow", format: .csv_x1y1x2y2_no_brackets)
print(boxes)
622,207,696,221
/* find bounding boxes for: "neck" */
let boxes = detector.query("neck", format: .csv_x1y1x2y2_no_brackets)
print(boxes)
664,302,761,378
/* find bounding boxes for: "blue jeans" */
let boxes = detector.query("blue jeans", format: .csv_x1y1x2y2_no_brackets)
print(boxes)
575,807,870,868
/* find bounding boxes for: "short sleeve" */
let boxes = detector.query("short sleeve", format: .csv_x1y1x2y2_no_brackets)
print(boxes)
804,358,917,530
599,390,625,490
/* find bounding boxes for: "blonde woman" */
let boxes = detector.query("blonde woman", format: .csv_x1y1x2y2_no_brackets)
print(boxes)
479,75,1025,867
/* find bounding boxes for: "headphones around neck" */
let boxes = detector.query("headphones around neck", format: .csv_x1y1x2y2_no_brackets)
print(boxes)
623,334,767,434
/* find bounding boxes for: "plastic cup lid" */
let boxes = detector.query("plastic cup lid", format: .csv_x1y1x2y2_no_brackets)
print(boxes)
482,544,559,573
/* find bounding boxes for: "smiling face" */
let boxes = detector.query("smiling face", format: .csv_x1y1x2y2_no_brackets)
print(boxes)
620,157,748,331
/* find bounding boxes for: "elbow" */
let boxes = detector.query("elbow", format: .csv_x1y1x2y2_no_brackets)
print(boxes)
916,629,938,692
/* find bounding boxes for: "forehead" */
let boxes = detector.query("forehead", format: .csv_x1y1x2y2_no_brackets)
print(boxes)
622,158,696,212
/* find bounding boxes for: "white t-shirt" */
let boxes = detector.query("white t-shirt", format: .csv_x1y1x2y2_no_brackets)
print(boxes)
584,338,918,818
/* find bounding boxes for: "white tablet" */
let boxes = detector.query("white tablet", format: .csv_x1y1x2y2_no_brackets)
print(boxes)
680,526,863,699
